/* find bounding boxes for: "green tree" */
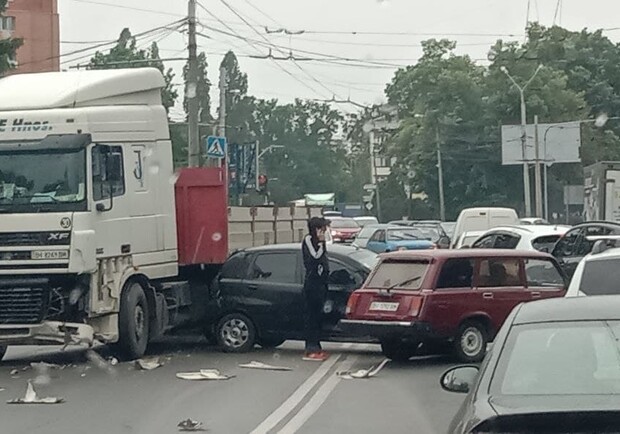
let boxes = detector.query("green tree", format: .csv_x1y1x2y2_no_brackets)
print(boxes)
88,28,178,111
0,0,22,76
183,51,212,124
219,51,256,146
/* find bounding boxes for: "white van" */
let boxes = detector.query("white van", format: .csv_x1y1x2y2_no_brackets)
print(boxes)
451,207,519,248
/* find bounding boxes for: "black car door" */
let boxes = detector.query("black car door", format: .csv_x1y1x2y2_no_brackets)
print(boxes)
211,251,251,317
244,250,304,337
323,256,367,335
552,227,584,278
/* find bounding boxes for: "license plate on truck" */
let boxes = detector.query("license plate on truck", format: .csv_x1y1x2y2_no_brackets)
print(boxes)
31,250,69,260
369,301,399,312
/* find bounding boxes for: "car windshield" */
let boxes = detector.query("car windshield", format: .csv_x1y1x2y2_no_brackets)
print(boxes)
493,321,620,395
355,226,377,240
579,258,620,295
331,218,359,228
0,146,86,213
387,228,422,241
348,249,379,269
366,260,429,290
412,226,441,241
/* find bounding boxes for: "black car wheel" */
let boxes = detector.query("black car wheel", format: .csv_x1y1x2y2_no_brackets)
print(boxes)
259,337,286,349
380,339,418,362
454,321,488,363
217,313,256,353
115,281,150,360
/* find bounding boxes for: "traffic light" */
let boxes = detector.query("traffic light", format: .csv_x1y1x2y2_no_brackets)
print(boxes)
258,174,268,194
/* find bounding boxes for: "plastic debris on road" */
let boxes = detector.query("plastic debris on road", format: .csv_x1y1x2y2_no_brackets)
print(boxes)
176,369,234,381
9,369,19,376
30,362,64,370
7,381,64,404
135,358,162,371
239,361,292,371
177,418,206,431
336,358,389,380
85,350,117,376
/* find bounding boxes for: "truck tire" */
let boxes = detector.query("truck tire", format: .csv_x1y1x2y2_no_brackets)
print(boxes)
380,339,417,362
115,281,150,360
216,313,256,353
0,345,6,361
454,320,488,363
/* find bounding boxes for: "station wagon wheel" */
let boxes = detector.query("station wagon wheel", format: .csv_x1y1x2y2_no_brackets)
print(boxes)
216,313,256,353
454,321,489,363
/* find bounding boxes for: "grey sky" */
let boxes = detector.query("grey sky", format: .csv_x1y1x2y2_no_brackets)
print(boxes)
57,0,620,119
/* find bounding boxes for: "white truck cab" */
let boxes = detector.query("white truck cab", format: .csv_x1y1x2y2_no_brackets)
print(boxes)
0,69,178,358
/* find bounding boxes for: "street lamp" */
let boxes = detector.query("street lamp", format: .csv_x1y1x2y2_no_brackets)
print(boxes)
501,64,543,217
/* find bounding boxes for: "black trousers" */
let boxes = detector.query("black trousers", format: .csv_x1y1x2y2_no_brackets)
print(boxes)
304,284,326,352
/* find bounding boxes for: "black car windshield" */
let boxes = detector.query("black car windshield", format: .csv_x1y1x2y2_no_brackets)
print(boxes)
492,321,620,395
331,218,359,228
579,258,620,295
0,146,86,213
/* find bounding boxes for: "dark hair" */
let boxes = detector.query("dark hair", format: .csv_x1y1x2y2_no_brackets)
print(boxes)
308,217,330,233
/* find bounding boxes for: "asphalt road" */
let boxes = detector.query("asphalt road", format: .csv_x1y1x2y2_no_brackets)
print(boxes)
0,339,465,434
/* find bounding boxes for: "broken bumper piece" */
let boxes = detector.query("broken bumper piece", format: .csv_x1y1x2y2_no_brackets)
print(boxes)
0,321,95,346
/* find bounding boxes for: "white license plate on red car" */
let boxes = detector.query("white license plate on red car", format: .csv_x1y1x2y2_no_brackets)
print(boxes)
369,301,399,312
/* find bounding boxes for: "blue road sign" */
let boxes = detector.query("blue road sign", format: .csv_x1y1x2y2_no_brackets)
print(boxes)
206,136,227,159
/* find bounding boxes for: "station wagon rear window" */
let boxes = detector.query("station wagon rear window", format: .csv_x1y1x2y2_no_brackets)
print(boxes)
579,258,620,296
366,260,429,290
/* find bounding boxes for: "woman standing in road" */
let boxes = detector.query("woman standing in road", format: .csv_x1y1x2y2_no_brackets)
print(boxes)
302,217,330,361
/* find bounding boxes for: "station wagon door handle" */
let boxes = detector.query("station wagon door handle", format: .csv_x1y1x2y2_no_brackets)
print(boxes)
247,284,258,291
482,292,494,299
531,291,541,298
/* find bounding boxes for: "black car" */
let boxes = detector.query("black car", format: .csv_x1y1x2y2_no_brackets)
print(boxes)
206,243,378,352
441,296,620,434
551,221,620,278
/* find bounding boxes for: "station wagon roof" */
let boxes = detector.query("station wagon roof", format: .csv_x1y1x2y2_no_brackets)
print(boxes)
513,296,620,324
380,248,553,261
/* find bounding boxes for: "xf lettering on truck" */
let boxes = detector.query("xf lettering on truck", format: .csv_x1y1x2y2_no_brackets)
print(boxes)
0,119,53,133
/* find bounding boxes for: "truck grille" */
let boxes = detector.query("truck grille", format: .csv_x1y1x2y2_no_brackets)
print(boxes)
0,287,45,324
0,232,71,247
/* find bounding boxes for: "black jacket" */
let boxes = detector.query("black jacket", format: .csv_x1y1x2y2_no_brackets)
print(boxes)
302,234,329,292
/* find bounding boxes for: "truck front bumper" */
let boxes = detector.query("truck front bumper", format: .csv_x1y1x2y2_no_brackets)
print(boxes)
0,321,95,346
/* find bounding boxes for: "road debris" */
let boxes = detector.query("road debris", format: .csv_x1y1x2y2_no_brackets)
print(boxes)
239,361,292,371
177,418,205,431
176,369,234,381
7,381,64,404
30,362,64,370
9,369,19,376
108,357,119,366
135,358,162,371
0,388,5,392
336,358,389,380
85,350,117,376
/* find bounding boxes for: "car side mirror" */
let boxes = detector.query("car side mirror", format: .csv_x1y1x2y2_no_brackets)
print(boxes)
440,366,479,394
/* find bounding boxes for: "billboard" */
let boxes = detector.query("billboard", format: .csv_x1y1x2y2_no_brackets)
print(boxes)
501,121,581,166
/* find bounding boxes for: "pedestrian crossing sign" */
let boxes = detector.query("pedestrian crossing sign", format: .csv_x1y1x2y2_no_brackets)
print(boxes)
206,136,227,159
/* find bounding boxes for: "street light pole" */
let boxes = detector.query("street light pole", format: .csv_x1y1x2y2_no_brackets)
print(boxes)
534,115,543,217
436,126,446,221
501,65,543,217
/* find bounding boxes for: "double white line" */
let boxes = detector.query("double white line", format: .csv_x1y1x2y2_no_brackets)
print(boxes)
250,351,358,434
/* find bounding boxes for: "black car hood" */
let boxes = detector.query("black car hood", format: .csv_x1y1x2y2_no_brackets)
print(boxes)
470,395,620,433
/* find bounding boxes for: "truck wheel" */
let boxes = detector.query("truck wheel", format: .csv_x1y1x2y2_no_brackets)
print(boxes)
259,337,285,349
454,321,488,363
0,346,6,361
380,339,417,362
116,281,150,360
216,313,256,353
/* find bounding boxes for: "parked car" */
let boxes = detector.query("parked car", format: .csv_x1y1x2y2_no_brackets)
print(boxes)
354,216,379,228
364,225,435,253
551,221,620,278
207,244,379,352
453,230,486,249
352,224,381,249
565,242,620,297
471,225,569,252
340,249,567,362
328,217,361,243
388,220,451,248
520,217,550,225
441,296,620,434
451,207,520,248
441,221,457,240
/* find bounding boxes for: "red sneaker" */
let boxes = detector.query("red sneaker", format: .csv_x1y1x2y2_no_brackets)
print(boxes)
303,352,328,361
318,350,330,359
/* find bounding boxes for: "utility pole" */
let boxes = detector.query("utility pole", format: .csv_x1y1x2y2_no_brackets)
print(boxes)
218,65,227,139
186,0,200,167
369,129,382,222
255,140,260,193
437,126,446,221
533,115,543,217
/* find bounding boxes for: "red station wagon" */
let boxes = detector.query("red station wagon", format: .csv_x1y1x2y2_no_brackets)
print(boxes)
340,249,567,362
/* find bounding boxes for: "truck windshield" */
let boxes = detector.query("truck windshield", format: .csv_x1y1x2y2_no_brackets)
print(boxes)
0,147,86,213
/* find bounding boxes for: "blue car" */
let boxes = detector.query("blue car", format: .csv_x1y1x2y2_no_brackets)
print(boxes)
365,225,435,253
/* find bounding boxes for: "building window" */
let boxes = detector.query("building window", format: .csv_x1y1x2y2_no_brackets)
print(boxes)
0,17,15,32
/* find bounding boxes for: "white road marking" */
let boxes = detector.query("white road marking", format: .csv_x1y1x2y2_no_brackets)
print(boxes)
278,355,358,434
249,354,341,434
